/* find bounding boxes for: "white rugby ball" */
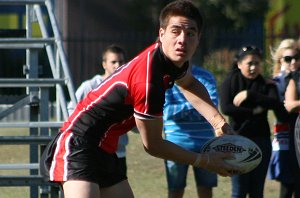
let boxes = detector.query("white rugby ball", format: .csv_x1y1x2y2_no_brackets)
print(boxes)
201,135,262,174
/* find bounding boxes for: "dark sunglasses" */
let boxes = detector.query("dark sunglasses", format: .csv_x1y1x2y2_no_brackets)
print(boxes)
282,55,300,63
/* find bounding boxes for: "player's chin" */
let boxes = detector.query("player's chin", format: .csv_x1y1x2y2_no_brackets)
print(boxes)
171,59,187,67
172,55,189,65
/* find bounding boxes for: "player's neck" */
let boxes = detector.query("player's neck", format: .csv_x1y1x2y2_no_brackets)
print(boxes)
102,73,109,79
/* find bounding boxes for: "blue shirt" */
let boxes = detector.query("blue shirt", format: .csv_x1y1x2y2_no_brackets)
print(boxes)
163,65,218,150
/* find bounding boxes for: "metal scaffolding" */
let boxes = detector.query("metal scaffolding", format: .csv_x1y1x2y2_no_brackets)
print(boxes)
0,0,76,197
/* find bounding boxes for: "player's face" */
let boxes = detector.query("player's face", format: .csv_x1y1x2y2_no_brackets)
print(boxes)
159,16,200,68
102,52,125,75
237,54,261,79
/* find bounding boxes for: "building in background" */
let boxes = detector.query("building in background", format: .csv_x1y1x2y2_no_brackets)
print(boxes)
54,0,159,87
1,0,300,89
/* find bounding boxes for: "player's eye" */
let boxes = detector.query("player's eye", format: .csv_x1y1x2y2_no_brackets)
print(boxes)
186,31,196,37
171,29,180,35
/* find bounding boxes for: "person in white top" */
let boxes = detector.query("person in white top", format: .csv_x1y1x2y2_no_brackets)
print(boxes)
68,44,129,175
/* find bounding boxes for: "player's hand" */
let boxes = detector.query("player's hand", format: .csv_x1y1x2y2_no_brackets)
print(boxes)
201,152,241,177
233,90,247,107
215,123,237,136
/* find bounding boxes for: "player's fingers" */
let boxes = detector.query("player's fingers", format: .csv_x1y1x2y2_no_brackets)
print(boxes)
219,151,235,160
218,167,236,177
218,153,241,176
222,162,241,174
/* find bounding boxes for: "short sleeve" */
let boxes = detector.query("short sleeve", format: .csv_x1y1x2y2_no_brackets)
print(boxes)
132,82,164,120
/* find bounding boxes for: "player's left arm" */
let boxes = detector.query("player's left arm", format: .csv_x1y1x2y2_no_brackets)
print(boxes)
175,69,234,136
135,117,237,176
135,117,195,163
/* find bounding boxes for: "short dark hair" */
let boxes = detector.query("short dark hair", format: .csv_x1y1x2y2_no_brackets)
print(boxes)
231,45,262,70
159,0,203,34
102,44,125,61
235,46,262,61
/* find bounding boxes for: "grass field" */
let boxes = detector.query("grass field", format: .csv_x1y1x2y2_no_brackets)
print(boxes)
127,132,280,198
0,128,280,197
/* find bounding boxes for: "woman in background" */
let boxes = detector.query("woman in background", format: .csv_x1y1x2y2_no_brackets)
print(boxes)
269,38,300,198
220,46,287,198
283,39,300,198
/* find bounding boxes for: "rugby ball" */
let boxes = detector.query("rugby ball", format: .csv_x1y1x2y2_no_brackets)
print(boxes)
201,135,262,174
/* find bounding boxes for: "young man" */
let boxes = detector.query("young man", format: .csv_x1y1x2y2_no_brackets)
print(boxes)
67,44,129,176
163,65,219,198
40,1,240,197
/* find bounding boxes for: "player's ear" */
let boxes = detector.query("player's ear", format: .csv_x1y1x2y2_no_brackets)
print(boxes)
159,28,165,42
102,61,107,70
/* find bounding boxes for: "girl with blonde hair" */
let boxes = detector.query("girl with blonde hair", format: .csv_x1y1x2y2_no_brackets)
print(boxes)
269,38,300,198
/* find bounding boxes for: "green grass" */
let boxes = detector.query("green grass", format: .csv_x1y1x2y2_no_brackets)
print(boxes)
0,129,30,197
0,127,280,197
127,132,280,198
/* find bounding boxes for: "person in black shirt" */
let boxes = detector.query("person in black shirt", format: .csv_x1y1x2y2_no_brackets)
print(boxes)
269,38,300,198
284,42,300,197
220,46,287,198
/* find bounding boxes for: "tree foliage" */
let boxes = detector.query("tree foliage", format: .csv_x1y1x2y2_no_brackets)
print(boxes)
194,0,269,29
126,0,269,30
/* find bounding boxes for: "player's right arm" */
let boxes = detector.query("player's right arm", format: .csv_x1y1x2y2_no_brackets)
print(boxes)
175,67,235,136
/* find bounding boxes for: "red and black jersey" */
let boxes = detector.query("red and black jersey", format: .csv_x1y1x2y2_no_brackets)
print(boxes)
61,42,189,153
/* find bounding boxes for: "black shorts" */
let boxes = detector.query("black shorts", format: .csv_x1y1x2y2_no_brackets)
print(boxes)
40,131,127,188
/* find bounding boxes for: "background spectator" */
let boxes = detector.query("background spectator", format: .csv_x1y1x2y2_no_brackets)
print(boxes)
268,38,299,198
283,39,300,198
68,44,129,175
163,64,218,198
220,45,287,198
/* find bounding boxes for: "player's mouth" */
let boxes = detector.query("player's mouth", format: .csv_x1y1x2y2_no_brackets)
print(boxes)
175,48,186,56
